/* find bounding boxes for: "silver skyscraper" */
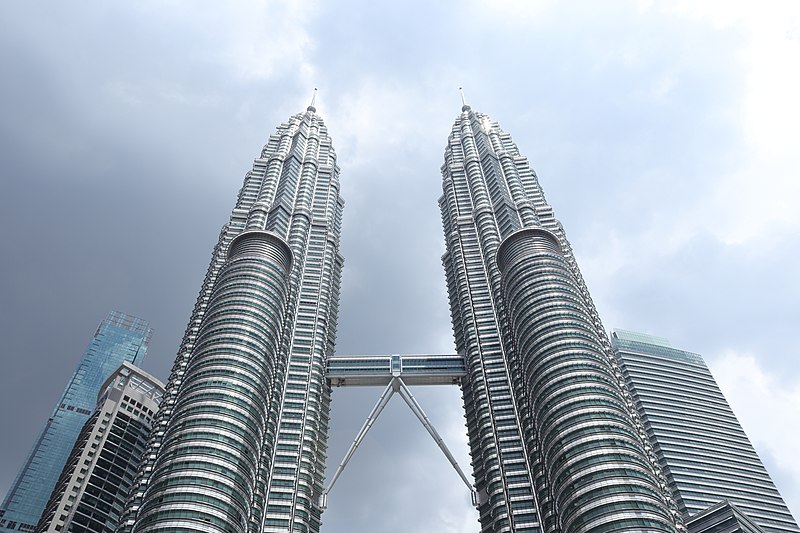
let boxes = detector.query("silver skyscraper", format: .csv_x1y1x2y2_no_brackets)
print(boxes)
120,97,344,533
119,97,738,533
439,101,682,532
610,329,799,533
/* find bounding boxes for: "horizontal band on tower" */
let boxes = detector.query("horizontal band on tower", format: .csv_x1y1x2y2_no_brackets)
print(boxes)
496,227,562,273
227,230,293,273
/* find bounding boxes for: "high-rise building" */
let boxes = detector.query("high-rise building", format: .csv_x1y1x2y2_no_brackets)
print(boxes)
437,100,682,532
610,329,800,533
0,311,152,533
36,362,164,533
120,98,696,533
120,97,344,533
685,500,767,533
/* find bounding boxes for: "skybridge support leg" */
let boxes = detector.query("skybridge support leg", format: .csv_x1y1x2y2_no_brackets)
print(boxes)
395,379,479,505
319,380,396,509
319,376,482,509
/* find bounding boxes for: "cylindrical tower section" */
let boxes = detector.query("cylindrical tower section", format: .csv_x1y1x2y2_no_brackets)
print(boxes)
497,228,676,533
133,231,292,533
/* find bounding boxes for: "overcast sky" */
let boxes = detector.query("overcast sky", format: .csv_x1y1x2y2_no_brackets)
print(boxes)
1,1,798,531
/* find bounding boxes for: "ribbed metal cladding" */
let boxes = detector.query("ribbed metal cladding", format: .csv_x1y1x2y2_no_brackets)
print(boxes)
498,228,676,532
440,104,683,533
133,231,292,533
228,230,294,266
440,108,541,532
121,104,344,533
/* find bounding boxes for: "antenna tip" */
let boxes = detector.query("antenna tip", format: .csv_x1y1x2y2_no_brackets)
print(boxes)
459,87,470,112
307,88,318,113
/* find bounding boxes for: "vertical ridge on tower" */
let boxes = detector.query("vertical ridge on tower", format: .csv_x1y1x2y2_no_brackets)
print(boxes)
439,104,683,532
119,105,344,533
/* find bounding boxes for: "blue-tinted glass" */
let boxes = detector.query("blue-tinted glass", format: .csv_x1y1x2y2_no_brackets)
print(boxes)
0,311,151,533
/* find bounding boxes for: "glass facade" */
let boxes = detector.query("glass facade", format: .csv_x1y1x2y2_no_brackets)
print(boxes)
439,105,681,532
611,329,800,533
326,354,467,387
686,501,767,533
0,311,152,533
36,363,164,533
121,102,343,533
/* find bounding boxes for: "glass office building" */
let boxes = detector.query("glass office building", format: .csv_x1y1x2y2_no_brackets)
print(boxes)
120,99,344,533
686,501,768,533
0,312,152,533
438,103,681,532
610,329,799,533
36,362,164,533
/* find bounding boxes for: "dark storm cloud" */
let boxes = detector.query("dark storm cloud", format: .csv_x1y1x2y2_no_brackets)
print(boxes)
0,0,313,493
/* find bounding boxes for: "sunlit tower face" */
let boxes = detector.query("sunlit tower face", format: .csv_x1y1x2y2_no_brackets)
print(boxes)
121,99,344,533
439,102,682,532
121,96,683,533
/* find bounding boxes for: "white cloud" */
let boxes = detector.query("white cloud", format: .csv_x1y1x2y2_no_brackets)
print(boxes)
572,0,800,291
104,79,222,108
136,0,318,82
467,0,555,22
710,25,800,243
652,0,800,244
708,351,800,520
327,76,455,171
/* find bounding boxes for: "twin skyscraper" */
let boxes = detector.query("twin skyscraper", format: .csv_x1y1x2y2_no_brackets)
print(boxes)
3,97,798,533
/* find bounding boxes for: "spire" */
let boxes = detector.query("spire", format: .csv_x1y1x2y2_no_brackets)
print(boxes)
307,88,318,113
459,87,471,112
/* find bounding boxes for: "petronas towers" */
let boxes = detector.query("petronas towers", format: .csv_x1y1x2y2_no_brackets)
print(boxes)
118,96,701,532
121,100,342,533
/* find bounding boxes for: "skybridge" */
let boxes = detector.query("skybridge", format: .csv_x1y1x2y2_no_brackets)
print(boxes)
320,353,484,509
326,353,467,387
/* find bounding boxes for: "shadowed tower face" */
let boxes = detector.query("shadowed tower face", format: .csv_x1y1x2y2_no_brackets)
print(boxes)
439,102,682,532
121,99,344,533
